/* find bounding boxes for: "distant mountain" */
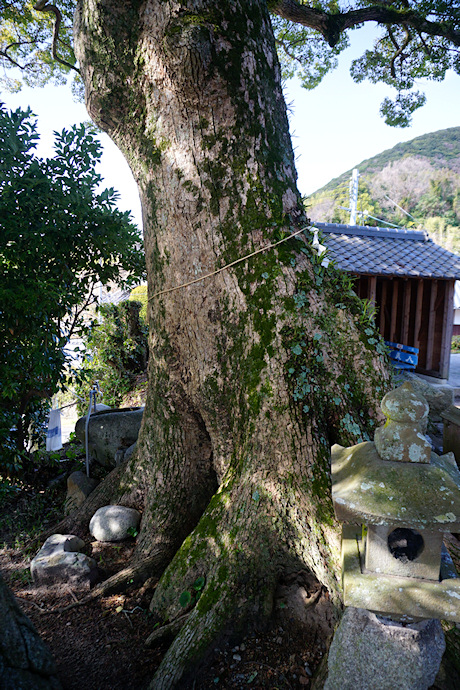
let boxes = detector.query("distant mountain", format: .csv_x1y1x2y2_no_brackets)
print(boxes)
315,127,460,195
305,127,460,254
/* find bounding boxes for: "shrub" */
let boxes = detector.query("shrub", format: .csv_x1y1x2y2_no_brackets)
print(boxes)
129,284,148,323
76,300,148,411
0,105,145,472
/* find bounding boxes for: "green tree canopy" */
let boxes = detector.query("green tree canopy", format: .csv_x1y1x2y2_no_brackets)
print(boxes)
0,104,145,469
0,0,77,91
272,1,460,125
1,1,460,125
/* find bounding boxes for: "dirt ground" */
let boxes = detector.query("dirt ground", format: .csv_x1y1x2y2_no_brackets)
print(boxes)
0,460,336,690
0,539,335,690
3,522,460,689
2,438,460,689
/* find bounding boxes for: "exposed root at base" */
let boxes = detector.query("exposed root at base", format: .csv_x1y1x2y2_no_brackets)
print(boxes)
90,553,159,597
145,613,190,647
40,554,160,614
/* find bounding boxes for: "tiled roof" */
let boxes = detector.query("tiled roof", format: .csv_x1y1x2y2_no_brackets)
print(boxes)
314,222,460,279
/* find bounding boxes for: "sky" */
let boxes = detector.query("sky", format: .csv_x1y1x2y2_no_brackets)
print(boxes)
2,24,460,231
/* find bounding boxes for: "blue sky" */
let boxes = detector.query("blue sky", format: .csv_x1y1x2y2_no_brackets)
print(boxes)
2,25,459,230
285,25,460,198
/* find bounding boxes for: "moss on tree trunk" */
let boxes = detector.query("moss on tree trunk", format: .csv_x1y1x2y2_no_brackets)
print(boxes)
74,0,391,685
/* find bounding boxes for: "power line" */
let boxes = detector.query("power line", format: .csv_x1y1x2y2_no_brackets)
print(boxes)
338,207,404,229
384,194,416,220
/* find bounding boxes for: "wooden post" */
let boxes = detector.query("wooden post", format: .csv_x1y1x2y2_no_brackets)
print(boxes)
369,276,377,307
402,279,411,345
379,280,387,335
439,280,455,379
390,279,399,342
426,280,438,372
414,279,424,350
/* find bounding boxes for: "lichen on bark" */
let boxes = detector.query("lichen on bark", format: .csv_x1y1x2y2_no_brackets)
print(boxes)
73,0,391,686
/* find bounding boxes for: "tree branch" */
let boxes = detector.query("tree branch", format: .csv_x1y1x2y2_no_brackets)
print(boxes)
271,1,460,48
33,0,80,73
18,386,52,417
0,40,39,70
62,278,98,340
275,35,309,67
0,48,24,70
387,26,411,78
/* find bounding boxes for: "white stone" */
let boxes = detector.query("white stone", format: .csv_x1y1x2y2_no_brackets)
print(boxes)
89,505,141,542
36,534,85,557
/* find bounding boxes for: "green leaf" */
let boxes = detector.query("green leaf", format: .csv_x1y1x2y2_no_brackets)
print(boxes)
193,576,205,591
179,591,192,608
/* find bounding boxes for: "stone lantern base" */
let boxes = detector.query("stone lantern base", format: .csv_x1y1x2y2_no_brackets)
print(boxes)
323,607,445,690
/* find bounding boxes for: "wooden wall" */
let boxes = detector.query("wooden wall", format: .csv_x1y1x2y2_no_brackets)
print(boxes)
354,275,455,379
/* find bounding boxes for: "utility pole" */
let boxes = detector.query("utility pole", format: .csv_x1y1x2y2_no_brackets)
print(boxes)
349,168,359,225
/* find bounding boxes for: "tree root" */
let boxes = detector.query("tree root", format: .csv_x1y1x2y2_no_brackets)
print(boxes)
147,583,260,690
145,613,190,647
28,552,161,617
28,462,128,552
15,596,49,613
145,499,278,686
49,553,163,613
92,552,163,597
140,451,343,690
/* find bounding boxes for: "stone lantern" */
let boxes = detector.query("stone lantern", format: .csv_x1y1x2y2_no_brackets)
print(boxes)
331,382,460,621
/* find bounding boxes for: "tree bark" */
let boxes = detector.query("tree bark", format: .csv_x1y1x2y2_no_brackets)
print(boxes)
0,573,61,689
74,0,390,685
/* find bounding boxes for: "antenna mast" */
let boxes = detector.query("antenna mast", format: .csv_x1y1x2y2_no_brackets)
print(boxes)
349,168,359,225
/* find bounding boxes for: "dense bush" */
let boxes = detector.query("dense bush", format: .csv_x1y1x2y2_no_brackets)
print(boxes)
0,105,145,474
76,300,148,412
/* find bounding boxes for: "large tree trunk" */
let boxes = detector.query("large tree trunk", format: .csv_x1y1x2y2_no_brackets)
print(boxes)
0,574,61,689
74,0,390,685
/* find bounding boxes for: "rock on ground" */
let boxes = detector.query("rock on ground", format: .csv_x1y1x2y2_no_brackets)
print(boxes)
30,534,97,589
122,441,137,464
324,607,445,690
65,471,99,515
75,408,144,467
89,505,141,542
406,374,454,424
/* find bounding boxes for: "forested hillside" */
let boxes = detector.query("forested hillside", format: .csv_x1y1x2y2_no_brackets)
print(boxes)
306,127,460,254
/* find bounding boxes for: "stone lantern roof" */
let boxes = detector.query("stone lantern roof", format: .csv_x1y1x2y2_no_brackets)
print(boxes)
332,442,460,532
332,382,460,532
